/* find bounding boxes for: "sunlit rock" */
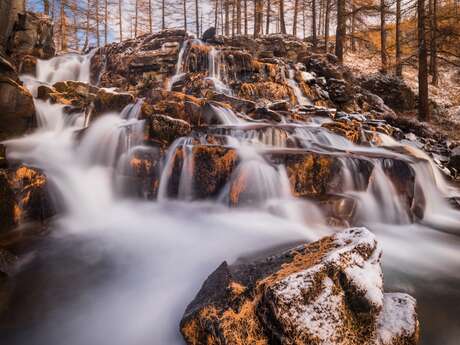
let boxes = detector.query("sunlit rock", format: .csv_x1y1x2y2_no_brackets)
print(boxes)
180,227,419,345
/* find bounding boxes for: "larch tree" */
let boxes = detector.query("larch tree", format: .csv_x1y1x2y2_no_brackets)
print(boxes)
312,0,317,48
395,0,402,76
429,0,438,85
380,0,388,73
418,0,430,121
335,0,346,63
279,0,287,34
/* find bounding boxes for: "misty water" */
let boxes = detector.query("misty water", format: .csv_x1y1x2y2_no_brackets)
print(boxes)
1,46,460,345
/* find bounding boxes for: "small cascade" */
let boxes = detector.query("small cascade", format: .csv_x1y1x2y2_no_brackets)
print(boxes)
286,68,312,106
167,38,203,90
36,50,96,84
206,47,232,95
209,104,243,125
293,126,354,150
157,137,195,201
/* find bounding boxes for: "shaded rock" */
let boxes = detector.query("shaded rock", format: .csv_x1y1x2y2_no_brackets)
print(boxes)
209,93,256,114
148,114,192,146
360,74,416,112
180,227,419,345
7,11,55,72
448,146,460,171
0,56,35,140
0,165,55,233
202,27,216,42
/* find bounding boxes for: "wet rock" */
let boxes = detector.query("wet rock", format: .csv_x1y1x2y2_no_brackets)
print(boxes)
448,146,460,171
360,74,416,112
162,145,238,199
147,114,192,146
209,93,256,114
0,55,35,141
0,165,55,233
7,11,54,73
202,27,216,42
180,227,419,345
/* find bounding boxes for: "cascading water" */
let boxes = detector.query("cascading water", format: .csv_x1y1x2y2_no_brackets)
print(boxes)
286,68,312,106
2,46,460,345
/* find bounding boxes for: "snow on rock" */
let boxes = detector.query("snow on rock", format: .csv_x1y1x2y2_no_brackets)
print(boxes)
378,293,420,345
180,227,419,345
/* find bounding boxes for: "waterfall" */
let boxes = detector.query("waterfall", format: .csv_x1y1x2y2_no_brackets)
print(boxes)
286,68,312,106
3,45,460,345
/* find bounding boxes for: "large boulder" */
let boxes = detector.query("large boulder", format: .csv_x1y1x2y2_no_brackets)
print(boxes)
0,165,55,233
7,11,55,60
0,55,35,141
180,227,419,345
360,74,416,113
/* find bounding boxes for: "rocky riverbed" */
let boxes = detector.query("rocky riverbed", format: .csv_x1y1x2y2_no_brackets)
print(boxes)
0,11,460,345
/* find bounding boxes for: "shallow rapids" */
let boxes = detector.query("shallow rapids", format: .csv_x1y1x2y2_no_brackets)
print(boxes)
2,47,460,345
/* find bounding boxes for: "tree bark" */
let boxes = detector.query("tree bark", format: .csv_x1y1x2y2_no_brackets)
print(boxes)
335,0,345,63
134,0,138,37
312,0,317,48
244,0,248,35
324,0,330,52
237,0,241,34
351,3,356,51
224,0,229,35
43,0,50,15
232,0,235,36
380,0,388,73
162,0,165,30
293,0,299,36
279,0,286,34
149,0,153,33
430,0,438,85
395,0,402,76
60,0,67,50
418,0,430,121
265,0,270,34
96,0,100,46
104,0,108,45
254,0,263,37
195,0,199,35
184,0,188,31
119,0,123,42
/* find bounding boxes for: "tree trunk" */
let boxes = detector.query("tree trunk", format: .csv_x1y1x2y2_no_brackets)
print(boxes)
265,0,270,34
380,0,388,73
134,0,138,37
418,0,430,121
162,0,165,30
72,0,78,50
244,0,248,35
351,3,356,51
335,0,345,63
324,0,330,52
184,0,188,31
224,0,229,35
279,0,286,34
430,0,438,85
104,0,108,45
83,0,89,50
195,0,199,35
293,0,299,36
119,0,123,42
237,0,242,34
312,0,317,48
149,0,153,33
96,0,100,46
43,0,50,15
395,0,402,76
254,0,263,37
214,0,219,30
232,0,235,36
60,0,67,51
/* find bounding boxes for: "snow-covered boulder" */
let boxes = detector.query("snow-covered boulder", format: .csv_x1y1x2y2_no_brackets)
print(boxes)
180,227,419,345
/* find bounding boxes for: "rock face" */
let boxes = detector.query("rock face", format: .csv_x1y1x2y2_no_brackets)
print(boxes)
7,11,55,72
0,165,55,233
0,55,35,141
180,228,419,345
360,74,416,113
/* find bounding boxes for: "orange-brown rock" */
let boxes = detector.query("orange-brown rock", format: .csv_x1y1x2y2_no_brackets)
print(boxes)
0,165,55,233
147,113,192,146
180,227,419,345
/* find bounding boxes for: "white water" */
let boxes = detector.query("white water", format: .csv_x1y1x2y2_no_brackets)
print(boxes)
3,50,460,345
286,68,312,106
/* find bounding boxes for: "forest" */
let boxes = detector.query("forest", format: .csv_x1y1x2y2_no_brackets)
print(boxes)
0,0,460,344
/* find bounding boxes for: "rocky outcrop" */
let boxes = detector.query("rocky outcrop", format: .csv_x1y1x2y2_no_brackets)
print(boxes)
360,74,416,113
0,55,35,141
7,11,55,73
0,165,55,233
180,227,419,345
